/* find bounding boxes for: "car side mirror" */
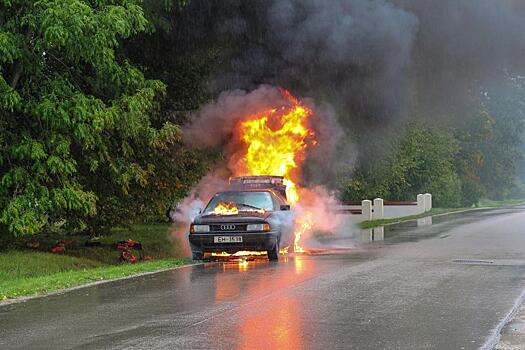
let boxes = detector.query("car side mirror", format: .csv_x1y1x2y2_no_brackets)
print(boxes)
280,204,291,211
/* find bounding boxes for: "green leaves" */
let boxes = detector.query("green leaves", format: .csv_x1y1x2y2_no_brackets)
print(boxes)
0,76,21,110
0,31,22,63
11,137,46,161
0,1,178,237
341,122,462,207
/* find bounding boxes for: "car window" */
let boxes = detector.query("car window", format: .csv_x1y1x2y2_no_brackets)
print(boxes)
204,191,274,213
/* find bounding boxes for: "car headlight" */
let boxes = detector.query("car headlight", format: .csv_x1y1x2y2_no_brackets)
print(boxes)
190,224,210,233
246,223,270,232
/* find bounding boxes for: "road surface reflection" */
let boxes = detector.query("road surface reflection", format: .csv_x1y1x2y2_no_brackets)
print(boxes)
206,255,316,349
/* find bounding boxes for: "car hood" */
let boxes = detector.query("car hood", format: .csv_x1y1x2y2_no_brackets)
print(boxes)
193,211,271,224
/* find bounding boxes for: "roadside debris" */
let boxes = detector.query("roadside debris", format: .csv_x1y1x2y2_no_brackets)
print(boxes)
116,239,152,263
51,243,65,254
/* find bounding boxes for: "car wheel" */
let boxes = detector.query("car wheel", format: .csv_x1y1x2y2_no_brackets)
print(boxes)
192,251,203,261
267,240,279,262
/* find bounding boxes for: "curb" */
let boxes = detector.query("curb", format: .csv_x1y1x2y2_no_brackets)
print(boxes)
481,288,525,350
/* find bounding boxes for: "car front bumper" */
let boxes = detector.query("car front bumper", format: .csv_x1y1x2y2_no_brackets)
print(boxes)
188,231,279,254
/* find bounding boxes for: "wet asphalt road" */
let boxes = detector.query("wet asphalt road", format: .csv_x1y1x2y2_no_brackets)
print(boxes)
2,207,525,349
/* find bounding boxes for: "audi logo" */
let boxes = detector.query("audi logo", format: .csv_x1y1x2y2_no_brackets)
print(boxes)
221,224,236,230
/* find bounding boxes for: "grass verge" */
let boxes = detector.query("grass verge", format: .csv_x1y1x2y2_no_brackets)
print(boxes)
0,224,190,301
359,199,525,229
359,208,469,229
0,253,187,300
477,198,525,208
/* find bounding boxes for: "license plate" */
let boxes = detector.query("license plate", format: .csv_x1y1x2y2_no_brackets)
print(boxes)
214,236,243,243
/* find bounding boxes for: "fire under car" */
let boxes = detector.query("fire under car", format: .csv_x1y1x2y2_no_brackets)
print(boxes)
188,176,294,261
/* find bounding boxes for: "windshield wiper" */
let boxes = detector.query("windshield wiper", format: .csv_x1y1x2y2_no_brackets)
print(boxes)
233,202,264,211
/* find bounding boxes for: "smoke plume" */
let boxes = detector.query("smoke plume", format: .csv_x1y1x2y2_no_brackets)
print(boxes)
175,0,525,126
213,0,418,123
184,85,341,186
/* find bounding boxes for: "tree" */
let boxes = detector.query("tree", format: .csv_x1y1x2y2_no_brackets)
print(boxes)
479,76,525,199
0,0,180,236
454,110,492,206
340,122,462,207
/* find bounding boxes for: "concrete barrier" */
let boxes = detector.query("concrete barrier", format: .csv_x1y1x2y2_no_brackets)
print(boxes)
361,200,372,220
417,194,425,212
424,193,432,211
337,193,433,224
373,198,384,220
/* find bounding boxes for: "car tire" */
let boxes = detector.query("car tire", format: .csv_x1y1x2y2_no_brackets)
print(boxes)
192,251,203,261
267,240,279,262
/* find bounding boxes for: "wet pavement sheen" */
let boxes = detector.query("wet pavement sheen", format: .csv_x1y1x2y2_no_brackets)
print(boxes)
2,207,525,349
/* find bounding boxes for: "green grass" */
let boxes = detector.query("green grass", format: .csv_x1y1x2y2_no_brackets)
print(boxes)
0,252,187,300
477,198,525,208
0,224,190,301
62,223,183,264
359,198,525,229
359,208,469,229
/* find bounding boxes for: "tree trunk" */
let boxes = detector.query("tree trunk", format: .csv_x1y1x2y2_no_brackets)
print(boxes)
9,28,32,90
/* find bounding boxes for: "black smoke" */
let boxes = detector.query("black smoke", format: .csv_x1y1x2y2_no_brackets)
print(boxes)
394,0,525,118
171,0,525,181
171,0,525,123
212,0,418,124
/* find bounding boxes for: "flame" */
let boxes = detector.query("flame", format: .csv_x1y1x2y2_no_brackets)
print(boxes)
213,202,239,216
293,211,313,253
211,251,268,257
232,90,316,252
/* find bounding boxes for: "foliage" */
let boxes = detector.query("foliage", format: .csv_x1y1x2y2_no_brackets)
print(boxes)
0,1,182,236
341,73,525,208
141,0,191,32
454,110,492,206
453,76,525,205
479,77,525,199
341,123,462,207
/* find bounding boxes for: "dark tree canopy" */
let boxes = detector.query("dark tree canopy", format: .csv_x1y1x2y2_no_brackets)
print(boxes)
0,0,184,236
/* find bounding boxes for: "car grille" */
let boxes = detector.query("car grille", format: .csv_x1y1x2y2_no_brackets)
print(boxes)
209,224,248,232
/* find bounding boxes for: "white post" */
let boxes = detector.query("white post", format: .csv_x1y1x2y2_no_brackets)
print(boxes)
373,198,384,220
424,193,432,211
361,200,372,220
417,194,425,214
373,226,384,241
417,216,432,226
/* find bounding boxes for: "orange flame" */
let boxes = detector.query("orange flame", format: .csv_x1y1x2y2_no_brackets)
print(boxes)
211,251,268,257
232,90,316,251
213,202,239,216
294,211,313,253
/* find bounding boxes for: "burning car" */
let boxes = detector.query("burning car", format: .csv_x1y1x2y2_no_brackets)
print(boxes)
188,176,294,261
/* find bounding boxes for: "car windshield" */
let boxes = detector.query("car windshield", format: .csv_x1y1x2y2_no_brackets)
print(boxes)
204,191,274,214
